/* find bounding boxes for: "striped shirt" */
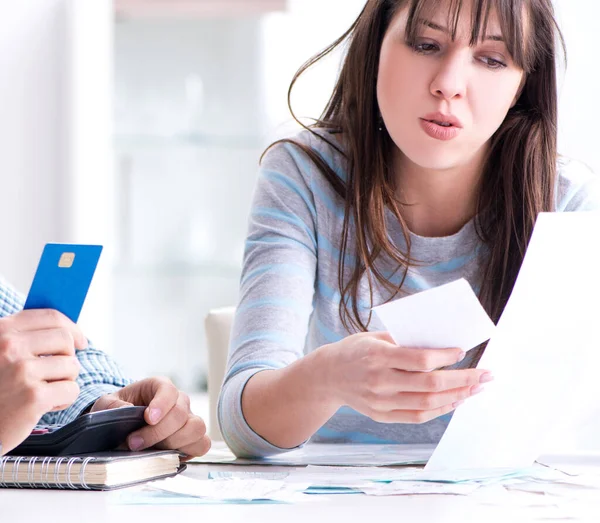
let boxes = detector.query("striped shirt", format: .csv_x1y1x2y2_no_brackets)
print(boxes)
0,276,131,426
219,129,600,458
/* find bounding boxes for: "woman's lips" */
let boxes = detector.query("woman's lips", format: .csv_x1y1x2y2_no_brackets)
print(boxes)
419,118,462,141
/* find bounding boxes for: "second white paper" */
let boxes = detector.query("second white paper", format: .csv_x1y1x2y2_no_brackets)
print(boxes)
426,211,600,471
372,278,495,351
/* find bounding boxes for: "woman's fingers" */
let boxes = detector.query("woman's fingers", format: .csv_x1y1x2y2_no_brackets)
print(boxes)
368,382,485,413
367,402,461,424
365,368,492,396
385,345,466,371
333,333,495,426
396,368,493,392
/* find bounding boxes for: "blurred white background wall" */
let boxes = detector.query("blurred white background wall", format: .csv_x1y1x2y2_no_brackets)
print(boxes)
0,1,71,290
555,0,600,175
0,1,114,351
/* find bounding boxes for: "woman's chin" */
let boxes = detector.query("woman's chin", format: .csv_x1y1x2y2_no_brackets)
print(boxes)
402,152,464,172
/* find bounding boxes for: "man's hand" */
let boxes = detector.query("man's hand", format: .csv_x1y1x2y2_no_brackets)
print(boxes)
91,377,211,458
0,309,86,454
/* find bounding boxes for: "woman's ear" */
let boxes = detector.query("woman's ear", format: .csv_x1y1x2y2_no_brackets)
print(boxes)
511,74,527,108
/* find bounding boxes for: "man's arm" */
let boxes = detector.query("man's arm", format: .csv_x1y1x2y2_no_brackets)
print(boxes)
0,275,24,316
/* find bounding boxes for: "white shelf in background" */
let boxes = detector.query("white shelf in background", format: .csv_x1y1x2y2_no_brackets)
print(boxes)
115,0,287,19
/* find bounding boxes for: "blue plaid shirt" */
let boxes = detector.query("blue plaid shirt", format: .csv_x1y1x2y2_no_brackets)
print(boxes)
0,275,132,426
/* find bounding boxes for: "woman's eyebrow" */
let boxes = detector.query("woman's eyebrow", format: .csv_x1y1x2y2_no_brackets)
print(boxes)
419,18,504,42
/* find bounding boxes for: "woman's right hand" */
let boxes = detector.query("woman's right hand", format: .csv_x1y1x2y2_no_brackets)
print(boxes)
0,310,86,455
320,331,492,424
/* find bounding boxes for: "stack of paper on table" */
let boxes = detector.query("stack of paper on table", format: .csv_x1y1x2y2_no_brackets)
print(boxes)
190,442,435,467
132,463,571,502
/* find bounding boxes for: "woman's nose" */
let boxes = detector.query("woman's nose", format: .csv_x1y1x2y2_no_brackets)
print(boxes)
430,52,468,101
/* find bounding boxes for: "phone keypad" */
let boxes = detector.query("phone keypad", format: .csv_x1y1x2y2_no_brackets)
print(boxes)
31,425,62,435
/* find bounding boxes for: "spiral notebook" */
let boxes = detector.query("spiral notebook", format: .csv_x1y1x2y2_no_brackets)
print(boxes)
0,450,184,491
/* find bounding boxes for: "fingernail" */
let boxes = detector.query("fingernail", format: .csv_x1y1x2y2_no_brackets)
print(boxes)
471,384,484,395
453,400,465,408
457,351,466,362
479,372,494,384
129,436,144,451
149,408,162,424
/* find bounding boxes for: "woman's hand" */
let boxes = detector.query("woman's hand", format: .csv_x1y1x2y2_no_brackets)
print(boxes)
239,330,492,451
321,331,492,424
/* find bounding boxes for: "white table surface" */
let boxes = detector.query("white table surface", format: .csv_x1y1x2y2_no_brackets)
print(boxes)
4,453,600,523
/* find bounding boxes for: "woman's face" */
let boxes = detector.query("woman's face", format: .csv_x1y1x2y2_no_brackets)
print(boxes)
377,0,526,173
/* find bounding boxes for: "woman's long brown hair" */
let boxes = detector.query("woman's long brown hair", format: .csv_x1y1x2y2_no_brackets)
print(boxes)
263,0,565,334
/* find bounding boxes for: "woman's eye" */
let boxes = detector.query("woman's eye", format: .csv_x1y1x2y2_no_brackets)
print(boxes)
480,56,507,69
412,41,440,54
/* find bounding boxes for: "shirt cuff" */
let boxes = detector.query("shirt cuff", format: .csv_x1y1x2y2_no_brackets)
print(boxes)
218,367,308,458
52,383,124,425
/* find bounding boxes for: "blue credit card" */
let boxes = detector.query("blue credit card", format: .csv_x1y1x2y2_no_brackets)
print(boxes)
23,243,103,323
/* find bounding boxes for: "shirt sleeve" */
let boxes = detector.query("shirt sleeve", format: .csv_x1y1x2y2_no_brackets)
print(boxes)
0,275,132,426
39,342,133,426
218,140,318,458
557,159,600,212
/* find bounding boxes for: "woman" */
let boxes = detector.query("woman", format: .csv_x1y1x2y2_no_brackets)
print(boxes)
218,0,600,458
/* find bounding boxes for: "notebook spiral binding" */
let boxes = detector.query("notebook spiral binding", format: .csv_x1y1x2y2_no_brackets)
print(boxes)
0,455,97,489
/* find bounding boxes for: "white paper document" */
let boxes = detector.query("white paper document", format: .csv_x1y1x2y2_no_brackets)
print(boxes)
209,465,549,488
359,481,480,496
426,211,600,470
188,444,238,464
287,465,532,485
372,278,495,351
151,476,309,502
191,442,435,467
